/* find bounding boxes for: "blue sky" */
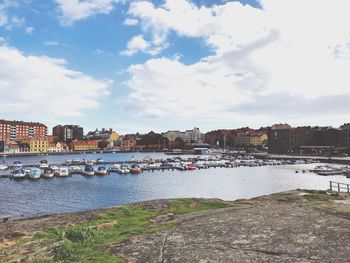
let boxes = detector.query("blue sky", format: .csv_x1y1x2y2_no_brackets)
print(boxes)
1,0,350,134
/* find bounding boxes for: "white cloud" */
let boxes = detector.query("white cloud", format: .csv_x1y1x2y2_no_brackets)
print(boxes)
25,26,34,34
44,41,60,46
0,1,26,30
124,0,350,126
120,34,165,56
124,18,138,26
55,0,121,26
0,44,111,122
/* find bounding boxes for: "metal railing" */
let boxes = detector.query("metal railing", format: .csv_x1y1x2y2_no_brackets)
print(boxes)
329,181,350,192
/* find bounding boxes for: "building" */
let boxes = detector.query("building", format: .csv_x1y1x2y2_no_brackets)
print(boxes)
250,133,268,146
163,130,187,142
0,119,47,142
29,137,49,153
53,125,84,142
70,140,98,151
121,136,137,151
48,142,69,152
268,124,339,155
7,143,20,154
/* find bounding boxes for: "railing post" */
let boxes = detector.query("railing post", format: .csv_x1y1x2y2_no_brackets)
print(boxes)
338,183,340,192
330,181,332,191
348,184,349,193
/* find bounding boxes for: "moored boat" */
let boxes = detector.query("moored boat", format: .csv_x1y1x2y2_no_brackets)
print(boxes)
109,164,121,172
95,166,108,175
311,165,344,176
13,161,23,169
70,166,82,174
83,165,95,176
39,160,49,169
42,168,55,178
0,163,9,170
56,167,70,177
28,167,42,179
130,164,142,174
11,169,26,179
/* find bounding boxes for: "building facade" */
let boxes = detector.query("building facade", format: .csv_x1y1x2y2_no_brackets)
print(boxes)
0,119,47,142
29,137,49,153
53,125,84,142
70,140,98,151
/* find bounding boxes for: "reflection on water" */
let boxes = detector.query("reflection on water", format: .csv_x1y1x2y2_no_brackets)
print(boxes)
0,153,349,218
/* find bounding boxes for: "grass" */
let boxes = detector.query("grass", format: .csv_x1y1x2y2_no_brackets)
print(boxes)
30,199,231,263
167,198,230,214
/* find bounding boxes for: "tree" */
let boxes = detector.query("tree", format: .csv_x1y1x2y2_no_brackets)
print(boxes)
98,140,109,149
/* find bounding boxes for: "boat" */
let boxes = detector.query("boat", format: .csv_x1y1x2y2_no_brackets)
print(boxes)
50,165,59,172
28,167,42,179
187,163,197,170
311,165,344,176
129,164,142,174
11,169,26,179
175,163,187,171
86,160,95,166
70,166,82,174
42,168,55,178
95,166,108,175
0,153,8,170
116,165,130,174
56,167,70,177
0,163,9,170
96,158,104,164
109,164,121,172
83,165,95,176
39,160,49,169
13,161,23,169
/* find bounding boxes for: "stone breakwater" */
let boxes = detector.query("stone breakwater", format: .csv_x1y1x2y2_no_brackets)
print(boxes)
0,190,349,262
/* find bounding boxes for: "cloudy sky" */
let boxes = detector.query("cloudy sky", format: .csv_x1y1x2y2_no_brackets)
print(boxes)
1,0,350,133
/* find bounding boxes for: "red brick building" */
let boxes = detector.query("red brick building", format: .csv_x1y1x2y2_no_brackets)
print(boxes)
0,119,47,142
70,140,98,151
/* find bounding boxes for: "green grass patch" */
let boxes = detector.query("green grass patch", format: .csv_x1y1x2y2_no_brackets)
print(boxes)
168,198,230,214
32,199,230,262
304,193,335,203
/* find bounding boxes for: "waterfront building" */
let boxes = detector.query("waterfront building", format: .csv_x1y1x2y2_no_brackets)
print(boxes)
0,119,47,142
250,133,268,146
48,142,69,152
70,140,98,151
121,135,137,151
7,143,20,154
53,125,84,142
29,137,49,153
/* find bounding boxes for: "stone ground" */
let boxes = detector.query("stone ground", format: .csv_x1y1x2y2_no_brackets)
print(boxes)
1,190,350,262
110,191,350,263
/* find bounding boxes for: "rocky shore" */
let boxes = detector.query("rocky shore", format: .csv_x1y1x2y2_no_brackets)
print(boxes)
0,189,349,262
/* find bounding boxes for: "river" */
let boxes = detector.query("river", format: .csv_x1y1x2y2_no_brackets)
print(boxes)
0,152,349,219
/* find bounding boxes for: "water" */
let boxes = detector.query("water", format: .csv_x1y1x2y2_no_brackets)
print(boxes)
0,153,349,219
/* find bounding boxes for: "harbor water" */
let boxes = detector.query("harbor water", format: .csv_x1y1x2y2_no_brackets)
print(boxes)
0,152,349,219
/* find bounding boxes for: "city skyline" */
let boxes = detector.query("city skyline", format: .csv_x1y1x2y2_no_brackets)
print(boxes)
1,0,350,133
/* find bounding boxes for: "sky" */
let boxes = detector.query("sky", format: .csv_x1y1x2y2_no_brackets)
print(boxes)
1,0,350,134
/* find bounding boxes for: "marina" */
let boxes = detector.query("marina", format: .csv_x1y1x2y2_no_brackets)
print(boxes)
0,152,349,219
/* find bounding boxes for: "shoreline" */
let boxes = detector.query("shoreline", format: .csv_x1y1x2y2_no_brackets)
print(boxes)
1,189,349,262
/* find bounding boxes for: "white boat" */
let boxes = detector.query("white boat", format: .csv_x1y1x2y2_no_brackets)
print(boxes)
83,165,95,176
70,166,82,174
39,160,49,168
0,163,9,170
0,153,8,170
117,165,130,174
56,167,70,177
109,164,121,172
86,160,95,166
42,168,55,178
11,169,26,179
50,165,59,172
95,166,108,175
13,161,23,169
311,165,344,176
